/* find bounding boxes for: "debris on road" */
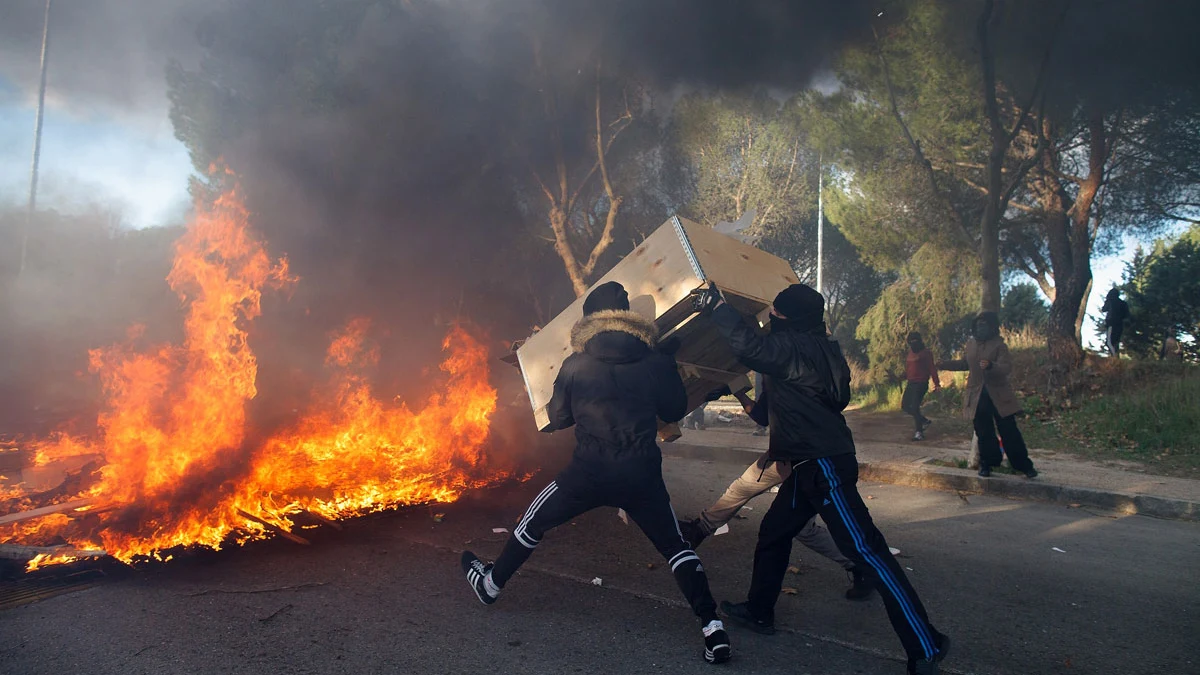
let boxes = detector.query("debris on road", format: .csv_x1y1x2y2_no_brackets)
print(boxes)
714,524,730,536
492,527,509,534
889,547,901,556
617,509,629,525
781,587,798,595
1052,547,1067,553
591,577,603,586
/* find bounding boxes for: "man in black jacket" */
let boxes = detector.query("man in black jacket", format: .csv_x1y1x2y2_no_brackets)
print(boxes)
461,282,731,665
698,283,949,675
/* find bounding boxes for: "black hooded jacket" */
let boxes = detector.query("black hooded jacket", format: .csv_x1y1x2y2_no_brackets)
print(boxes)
544,310,688,462
711,304,855,461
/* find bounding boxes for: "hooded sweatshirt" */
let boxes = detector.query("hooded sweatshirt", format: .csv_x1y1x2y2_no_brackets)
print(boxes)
543,309,687,462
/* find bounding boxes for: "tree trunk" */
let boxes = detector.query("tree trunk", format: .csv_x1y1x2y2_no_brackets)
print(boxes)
548,206,589,297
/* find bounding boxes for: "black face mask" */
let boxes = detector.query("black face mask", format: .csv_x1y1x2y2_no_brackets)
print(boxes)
973,323,999,342
769,315,792,333
908,340,924,353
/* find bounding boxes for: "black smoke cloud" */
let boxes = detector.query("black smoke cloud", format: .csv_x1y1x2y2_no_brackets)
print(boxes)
2,0,876,429
0,0,205,117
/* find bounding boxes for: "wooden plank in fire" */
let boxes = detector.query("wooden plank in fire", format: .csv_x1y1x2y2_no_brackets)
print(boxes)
0,543,108,562
304,511,344,531
0,498,97,526
236,509,311,546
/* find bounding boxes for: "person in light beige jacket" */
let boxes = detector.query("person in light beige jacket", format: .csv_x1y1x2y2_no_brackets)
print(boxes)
940,312,1038,478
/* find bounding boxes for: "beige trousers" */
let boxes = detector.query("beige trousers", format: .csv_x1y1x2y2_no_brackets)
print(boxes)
700,455,854,570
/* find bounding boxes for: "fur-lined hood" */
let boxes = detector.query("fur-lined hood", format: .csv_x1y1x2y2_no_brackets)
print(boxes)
570,310,658,353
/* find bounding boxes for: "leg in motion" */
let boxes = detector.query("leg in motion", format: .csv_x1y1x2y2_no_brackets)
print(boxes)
463,476,595,604
812,454,949,669
624,486,730,664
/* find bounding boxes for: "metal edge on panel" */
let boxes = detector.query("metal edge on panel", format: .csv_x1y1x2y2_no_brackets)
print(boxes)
671,215,706,282
513,348,540,413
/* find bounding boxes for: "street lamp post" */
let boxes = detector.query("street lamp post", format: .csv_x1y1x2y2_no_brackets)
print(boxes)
20,0,53,278
816,155,824,297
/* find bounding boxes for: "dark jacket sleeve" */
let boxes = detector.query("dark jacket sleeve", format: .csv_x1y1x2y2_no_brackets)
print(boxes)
543,356,576,432
654,353,688,424
940,356,969,371
710,304,797,378
747,390,769,427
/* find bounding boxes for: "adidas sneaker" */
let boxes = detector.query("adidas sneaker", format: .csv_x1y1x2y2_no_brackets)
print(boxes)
702,619,731,664
461,551,499,605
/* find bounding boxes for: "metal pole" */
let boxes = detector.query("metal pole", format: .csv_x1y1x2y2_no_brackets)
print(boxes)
816,155,824,296
20,0,53,278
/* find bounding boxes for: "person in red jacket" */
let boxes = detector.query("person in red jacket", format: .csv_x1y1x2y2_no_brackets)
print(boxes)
902,332,940,441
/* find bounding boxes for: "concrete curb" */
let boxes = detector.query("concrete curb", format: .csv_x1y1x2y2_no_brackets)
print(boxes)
663,443,1200,522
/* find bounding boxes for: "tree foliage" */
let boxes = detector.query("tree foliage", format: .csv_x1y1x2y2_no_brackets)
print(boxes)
1001,282,1048,332
855,245,980,381
1121,227,1200,361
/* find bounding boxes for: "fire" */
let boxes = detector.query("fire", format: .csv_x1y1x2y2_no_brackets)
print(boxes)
1,184,507,566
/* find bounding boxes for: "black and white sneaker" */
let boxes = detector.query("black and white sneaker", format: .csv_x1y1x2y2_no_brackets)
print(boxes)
702,619,731,664
461,551,499,605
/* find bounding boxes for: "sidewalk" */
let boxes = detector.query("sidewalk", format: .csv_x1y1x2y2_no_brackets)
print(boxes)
667,409,1200,521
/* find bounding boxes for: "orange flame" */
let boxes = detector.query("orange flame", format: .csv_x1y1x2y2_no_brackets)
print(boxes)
2,185,506,564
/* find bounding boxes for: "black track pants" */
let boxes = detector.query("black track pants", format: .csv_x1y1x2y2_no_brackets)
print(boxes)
746,453,945,662
973,387,1034,472
901,381,929,431
489,457,718,623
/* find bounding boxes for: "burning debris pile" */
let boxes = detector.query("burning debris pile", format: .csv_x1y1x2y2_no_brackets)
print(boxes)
1,186,512,570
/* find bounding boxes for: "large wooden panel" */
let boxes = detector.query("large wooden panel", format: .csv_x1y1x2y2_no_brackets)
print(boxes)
515,215,799,431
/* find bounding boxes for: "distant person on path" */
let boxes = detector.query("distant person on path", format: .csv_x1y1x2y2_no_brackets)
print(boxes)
695,282,950,675
1101,288,1131,357
1161,335,1183,362
461,281,731,664
678,385,876,601
902,332,940,441
939,312,1038,479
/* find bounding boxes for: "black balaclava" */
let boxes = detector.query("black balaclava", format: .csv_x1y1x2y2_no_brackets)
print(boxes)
972,311,1001,342
907,331,925,353
771,284,825,333
582,281,630,316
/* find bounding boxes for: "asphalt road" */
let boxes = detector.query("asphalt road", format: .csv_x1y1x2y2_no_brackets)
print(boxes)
1,453,1197,675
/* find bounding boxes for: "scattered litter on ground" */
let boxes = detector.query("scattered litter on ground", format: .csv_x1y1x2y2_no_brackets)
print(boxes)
431,513,445,523
714,524,730,536
781,587,798,595
717,413,734,423
1068,503,1082,509
905,567,914,571
734,514,748,520
591,577,603,586
1052,547,1067,553
889,547,901,556
492,528,509,534
743,506,753,511
617,509,629,525
866,495,875,500
647,563,657,570
787,566,802,575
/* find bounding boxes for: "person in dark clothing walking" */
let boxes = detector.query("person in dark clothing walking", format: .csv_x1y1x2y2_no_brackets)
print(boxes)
1101,288,1131,357
461,281,731,664
939,312,1037,479
903,332,941,441
695,283,950,675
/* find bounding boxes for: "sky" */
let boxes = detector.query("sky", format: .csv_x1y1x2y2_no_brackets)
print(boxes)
0,0,1166,346
0,0,197,229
